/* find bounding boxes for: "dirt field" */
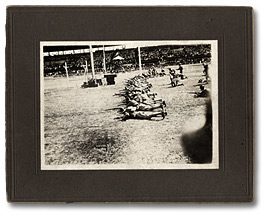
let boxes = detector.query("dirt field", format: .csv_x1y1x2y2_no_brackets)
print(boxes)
43,64,210,167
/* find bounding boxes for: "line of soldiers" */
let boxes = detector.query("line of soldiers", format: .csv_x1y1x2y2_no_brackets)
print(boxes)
116,74,167,121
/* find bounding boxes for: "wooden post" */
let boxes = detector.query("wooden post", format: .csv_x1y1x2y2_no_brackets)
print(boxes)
103,45,107,74
89,45,95,81
64,61,70,86
138,46,142,73
83,60,88,82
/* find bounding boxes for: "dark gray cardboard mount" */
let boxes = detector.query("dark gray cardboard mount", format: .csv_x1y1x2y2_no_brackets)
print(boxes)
6,6,254,203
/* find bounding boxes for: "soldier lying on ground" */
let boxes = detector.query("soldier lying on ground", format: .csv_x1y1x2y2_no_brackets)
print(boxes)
120,109,167,121
198,78,208,84
117,73,167,120
127,90,160,103
125,100,166,111
194,85,210,98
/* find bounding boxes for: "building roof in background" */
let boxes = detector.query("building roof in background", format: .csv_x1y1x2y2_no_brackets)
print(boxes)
43,45,117,52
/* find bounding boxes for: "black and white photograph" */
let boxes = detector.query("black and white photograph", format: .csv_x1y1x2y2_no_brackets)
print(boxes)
40,40,218,170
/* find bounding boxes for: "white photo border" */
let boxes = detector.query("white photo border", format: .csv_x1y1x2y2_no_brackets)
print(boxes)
40,40,218,170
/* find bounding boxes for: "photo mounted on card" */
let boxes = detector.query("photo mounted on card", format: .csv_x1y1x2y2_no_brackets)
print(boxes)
6,6,254,203
40,40,218,170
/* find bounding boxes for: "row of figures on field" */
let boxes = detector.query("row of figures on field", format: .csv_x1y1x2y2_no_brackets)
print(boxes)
142,66,166,78
115,74,167,121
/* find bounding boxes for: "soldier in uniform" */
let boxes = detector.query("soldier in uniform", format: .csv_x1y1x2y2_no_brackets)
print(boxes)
195,85,210,98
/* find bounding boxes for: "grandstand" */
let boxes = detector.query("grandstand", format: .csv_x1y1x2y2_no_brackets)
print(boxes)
43,44,211,77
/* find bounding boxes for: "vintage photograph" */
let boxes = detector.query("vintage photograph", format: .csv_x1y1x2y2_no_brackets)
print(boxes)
40,40,218,170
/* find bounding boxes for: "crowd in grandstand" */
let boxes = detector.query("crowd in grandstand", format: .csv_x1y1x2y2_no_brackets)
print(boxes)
43,44,211,77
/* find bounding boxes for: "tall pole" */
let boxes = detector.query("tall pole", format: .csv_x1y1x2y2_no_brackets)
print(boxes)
89,45,95,81
64,61,69,87
103,45,107,74
138,46,142,73
83,60,88,82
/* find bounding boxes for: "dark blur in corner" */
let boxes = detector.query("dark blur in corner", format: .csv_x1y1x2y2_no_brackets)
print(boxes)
181,100,212,163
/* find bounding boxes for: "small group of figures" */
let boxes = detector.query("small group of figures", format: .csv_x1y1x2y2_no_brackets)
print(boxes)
116,74,167,121
168,64,188,87
142,66,166,78
168,63,210,98
81,78,99,88
197,63,210,84
193,63,211,98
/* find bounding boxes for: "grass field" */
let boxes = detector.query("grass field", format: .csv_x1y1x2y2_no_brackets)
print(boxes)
43,64,210,168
